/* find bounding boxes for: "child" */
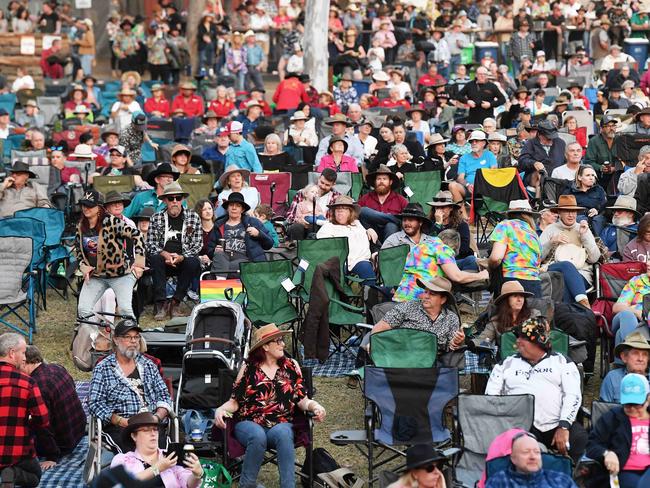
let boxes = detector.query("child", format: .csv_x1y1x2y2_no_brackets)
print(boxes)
367,38,385,73
295,184,327,226
253,204,280,247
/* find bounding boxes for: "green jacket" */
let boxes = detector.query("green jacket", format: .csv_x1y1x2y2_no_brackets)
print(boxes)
584,134,617,172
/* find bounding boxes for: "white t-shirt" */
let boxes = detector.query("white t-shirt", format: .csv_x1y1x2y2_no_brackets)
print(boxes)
111,100,142,132
551,164,578,181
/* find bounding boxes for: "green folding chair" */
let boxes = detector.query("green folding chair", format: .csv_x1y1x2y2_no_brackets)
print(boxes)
93,175,136,196
500,329,570,360
350,172,364,200
403,171,442,209
325,277,366,360
377,244,410,288
178,173,215,208
293,237,351,301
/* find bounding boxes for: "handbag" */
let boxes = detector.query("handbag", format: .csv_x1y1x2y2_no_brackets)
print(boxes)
200,459,232,488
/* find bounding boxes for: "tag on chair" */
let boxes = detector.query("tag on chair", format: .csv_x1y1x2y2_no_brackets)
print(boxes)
298,259,309,271
403,186,414,197
281,278,296,292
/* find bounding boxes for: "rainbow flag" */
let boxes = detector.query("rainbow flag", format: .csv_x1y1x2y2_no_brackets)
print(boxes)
200,279,243,302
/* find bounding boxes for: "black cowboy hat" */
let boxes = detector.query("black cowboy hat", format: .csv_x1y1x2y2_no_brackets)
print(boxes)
146,162,180,186
397,202,432,224
7,161,37,179
222,192,250,212
405,444,449,471
365,164,399,189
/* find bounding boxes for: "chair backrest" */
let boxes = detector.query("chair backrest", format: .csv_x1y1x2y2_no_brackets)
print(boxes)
36,96,62,126
0,93,17,121
199,278,243,302
147,118,175,141
591,400,617,428
3,133,25,160
239,259,298,326
11,149,49,166
178,173,214,208
455,394,535,487
562,110,595,136
308,171,352,196
0,236,32,306
364,366,458,445
249,172,292,216
403,171,442,209
0,217,46,267
295,237,349,293
377,244,410,288
13,208,65,247
593,261,647,325
350,172,364,200
556,132,576,145
173,116,200,143
500,329,569,359
64,160,96,185
52,130,81,150
370,329,437,367
93,175,136,196
470,168,527,221
485,453,572,480
28,165,60,196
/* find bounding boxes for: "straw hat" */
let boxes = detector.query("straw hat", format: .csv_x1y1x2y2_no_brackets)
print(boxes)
506,199,538,216
429,133,449,145
494,281,533,306
327,195,360,213
118,88,137,98
157,181,189,200
121,71,141,86
614,331,650,358
71,144,97,159
606,195,641,218
427,190,460,208
290,111,308,122
371,71,390,82
250,324,292,352
179,81,197,90
550,195,586,213
219,165,251,189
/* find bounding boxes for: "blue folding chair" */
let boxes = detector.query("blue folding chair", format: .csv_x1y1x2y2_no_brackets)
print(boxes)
14,208,71,303
486,452,573,480
3,133,26,162
100,92,118,118
352,80,371,96
101,81,122,93
0,93,17,121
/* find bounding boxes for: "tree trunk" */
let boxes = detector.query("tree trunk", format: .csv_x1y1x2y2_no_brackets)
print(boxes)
303,0,330,92
186,0,208,77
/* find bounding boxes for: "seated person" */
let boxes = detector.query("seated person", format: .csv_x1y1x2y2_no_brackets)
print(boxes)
600,196,639,257
286,169,340,241
429,190,475,270
215,166,260,219
611,261,650,345
486,317,587,462
393,229,488,302
550,142,584,181
600,332,650,403
623,213,650,263
201,127,230,166
358,164,408,242
485,431,578,488
294,184,327,228
111,412,204,487
214,324,326,488
123,163,181,219
253,204,279,248
208,192,273,274
382,203,435,250
0,161,51,218
587,373,650,488
370,276,465,357
316,136,359,173
562,165,607,236
448,130,497,205
316,195,375,286
388,444,449,488
88,320,172,453
23,345,85,471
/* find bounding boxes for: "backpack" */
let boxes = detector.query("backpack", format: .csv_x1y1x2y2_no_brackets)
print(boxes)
301,448,341,488
71,322,112,372
553,302,597,372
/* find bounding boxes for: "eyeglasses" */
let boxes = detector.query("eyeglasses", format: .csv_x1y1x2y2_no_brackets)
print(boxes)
271,338,285,345
119,334,141,342
166,195,184,202
50,145,64,152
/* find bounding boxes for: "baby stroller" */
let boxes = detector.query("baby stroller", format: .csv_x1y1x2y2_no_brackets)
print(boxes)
174,300,251,455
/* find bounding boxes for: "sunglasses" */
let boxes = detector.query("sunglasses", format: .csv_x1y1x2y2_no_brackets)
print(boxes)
50,145,64,152
166,195,184,202
421,462,443,472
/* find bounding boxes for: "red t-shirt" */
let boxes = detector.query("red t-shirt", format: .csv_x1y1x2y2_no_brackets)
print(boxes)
208,99,236,118
171,94,205,117
144,97,170,118
623,417,650,471
272,78,309,111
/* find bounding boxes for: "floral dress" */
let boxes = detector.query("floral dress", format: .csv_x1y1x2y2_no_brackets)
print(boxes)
232,358,306,428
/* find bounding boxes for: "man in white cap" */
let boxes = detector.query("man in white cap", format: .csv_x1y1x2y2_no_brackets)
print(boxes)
224,120,263,173
449,130,497,203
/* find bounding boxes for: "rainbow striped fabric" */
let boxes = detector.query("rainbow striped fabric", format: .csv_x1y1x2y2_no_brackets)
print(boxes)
199,279,243,302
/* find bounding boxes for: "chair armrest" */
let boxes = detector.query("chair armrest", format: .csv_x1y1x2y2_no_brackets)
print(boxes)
330,296,364,313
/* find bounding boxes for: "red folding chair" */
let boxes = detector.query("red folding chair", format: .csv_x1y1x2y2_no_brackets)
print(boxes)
250,172,292,217
592,261,647,378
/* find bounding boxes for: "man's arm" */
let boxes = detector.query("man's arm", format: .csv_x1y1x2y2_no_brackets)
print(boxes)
558,359,582,426
484,360,506,395
440,261,488,284
34,183,52,208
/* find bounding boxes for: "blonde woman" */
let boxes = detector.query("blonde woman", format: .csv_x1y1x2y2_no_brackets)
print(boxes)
388,445,447,488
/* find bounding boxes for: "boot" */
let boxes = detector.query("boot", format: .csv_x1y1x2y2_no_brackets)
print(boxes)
578,298,591,310
1,467,15,488
169,299,186,318
153,300,168,321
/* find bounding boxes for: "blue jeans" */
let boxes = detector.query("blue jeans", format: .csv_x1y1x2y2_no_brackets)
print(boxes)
234,421,295,488
305,215,326,225
619,468,650,488
77,273,136,319
456,255,478,271
351,260,376,286
503,277,542,298
198,47,215,75
612,310,645,346
548,261,588,303
359,207,400,242
449,54,462,76
80,54,94,75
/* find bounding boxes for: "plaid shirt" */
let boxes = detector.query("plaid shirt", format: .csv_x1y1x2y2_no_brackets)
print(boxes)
0,362,49,468
286,189,341,224
146,208,203,258
88,354,172,424
31,363,86,461
509,32,535,61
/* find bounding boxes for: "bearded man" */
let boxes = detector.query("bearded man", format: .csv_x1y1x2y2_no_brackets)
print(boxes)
599,195,640,257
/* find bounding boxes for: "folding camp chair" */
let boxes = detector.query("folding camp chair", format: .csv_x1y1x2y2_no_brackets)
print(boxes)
93,175,136,196
29,165,61,198
65,160,96,187
16,88,43,108
249,172,292,217
370,329,438,368
0,93,17,120
11,149,49,166
44,81,68,98
454,394,535,486
101,80,122,92
350,172,364,200
562,110,595,136
308,171,352,196
36,96,62,126
499,329,570,359
178,173,214,208
556,132,577,145
147,118,175,141
486,453,572,481
99,92,118,118
173,116,200,143
470,168,528,248
376,244,410,289
2,133,25,162
331,366,459,484
402,171,442,209
592,261,647,377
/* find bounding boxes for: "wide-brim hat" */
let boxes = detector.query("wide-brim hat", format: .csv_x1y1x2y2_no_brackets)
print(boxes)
614,331,650,358
219,165,251,189
290,111,308,122
146,163,180,186
397,203,432,225
606,195,641,218
372,71,390,82
406,105,427,115
120,71,141,86
171,144,192,159
101,125,119,141
550,194,586,213
506,199,538,216
327,195,360,213
405,444,448,471
179,81,197,90
157,181,189,200
494,280,533,306
203,110,219,121
7,161,36,179
325,113,353,127
118,88,137,98
250,324,292,353
104,191,132,206
488,132,508,143
429,133,449,145
635,107,650,120
71,144,97,159
427,190,460,207
416,276,455,304
327,136,349,154
536,119,558,139
134,207,155,221
222,191,251,212
516,85,530,95
121,412,159,448
366,164,399,189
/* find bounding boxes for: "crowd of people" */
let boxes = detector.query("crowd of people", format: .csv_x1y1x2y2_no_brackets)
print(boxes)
3,0,650,487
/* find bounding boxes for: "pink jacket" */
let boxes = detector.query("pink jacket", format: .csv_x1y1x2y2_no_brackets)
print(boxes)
317,154,359,173
111,449,197,487
477,428,527,488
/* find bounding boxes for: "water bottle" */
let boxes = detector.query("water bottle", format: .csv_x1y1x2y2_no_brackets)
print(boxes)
190,428,203,443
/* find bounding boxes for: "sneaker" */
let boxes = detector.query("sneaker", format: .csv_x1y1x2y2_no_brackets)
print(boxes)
187,290,200,302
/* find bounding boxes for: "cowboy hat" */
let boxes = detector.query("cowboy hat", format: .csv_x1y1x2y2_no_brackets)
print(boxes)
290,111,308,122
104,190,132,206
371,71,390,82
203,110,219,122
406,105,427,115
614,331,650,358
157,181,189,200
7,161,36,179
405,444,448,471
244,100,262,111
222,191,251,212
171,144,192,159
121,412,159,449
71,144,97,159
365,164,399,189
416,276,455,303
179,81,197,90
397,203,432,225
219,165,251,189
327,195,360,213
606,195,641,218
506,199,538,216
118,87,137,97
133,207,155,221
515,85,530,95
429,133,449,145
552,95,571,109
427,190,460,208
250,323,292,353
635,107,650,120
146,162,180,186
550,194,586,213
101,125,119,142
488,132,508,143
325,113,353,127
327,136,348,154
494,281,533,306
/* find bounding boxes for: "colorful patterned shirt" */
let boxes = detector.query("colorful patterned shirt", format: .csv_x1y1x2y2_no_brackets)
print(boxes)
490,219,541,281
617,274,650,315
393,237,456,302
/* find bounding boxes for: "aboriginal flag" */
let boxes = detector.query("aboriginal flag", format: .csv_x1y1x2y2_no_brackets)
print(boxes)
469,167,528,221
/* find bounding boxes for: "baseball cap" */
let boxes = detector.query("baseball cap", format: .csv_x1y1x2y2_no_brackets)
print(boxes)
0,108,8,116
114,318,143,337
132,111,147,126
600,114,621,126
620,373,650,405
109,145,127,156
225,120,243,134
78,190,104,207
